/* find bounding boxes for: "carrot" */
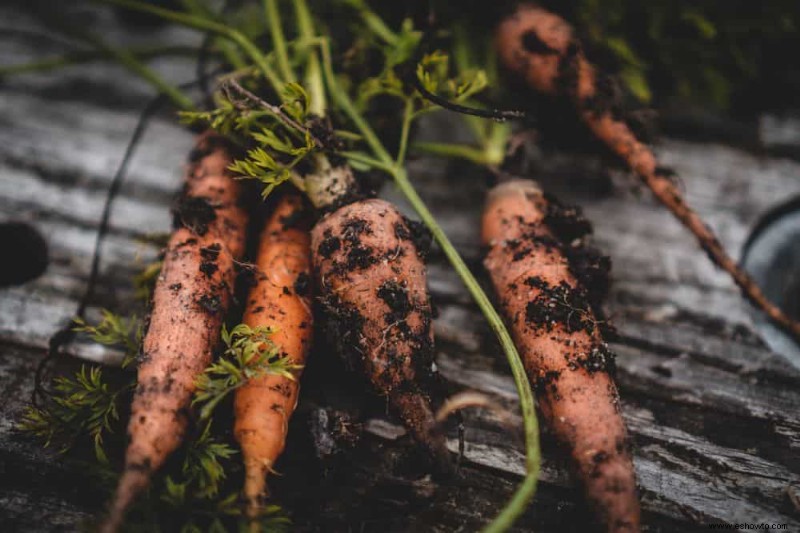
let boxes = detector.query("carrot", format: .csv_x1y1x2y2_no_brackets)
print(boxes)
495,3,800,341
101,132,248,532
234,192,313,519
310,197,451,472
482,179,639,532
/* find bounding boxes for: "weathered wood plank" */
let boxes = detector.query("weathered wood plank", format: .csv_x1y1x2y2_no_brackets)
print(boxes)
1,3,799,530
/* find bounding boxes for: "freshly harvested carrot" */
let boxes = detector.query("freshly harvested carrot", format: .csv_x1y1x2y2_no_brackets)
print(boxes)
482,179,639,533
310,198,451,472
101,132,248,532
234,193,313,518
495,3,800,341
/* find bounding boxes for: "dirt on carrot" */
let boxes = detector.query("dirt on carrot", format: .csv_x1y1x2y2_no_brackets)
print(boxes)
234,192,314,519
311,198,452,473
101,132,248,533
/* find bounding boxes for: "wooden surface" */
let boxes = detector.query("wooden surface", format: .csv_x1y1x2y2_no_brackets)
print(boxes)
1,3,799,532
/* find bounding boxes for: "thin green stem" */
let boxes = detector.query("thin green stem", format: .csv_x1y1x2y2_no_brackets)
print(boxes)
412,141,493,166
333,130,363,142
391,169,540,533
486,122,512,166
452,24,473,78
341,151,394,174
95,0,283,92
319,38,392,163
0,45,196,77
81,32,194,110
178,0,209,15
464,114,489,145
179,0,247,70
294,0,326,116
395,99,414,166
264,0,295,82
346,0,398,45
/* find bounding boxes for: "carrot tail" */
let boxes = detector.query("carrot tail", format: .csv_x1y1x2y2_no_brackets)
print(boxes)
482,179,640,532
242,455,270,520
99,469,148,533
496,3,800,342
392,389,452,472
643,172,800,337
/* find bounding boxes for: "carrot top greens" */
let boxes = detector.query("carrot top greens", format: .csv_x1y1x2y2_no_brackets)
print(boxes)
22,310,295,531
194,323,302,422
19,365,130,464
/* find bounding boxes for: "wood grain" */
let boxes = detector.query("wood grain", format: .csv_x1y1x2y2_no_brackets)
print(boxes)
0,3,798,531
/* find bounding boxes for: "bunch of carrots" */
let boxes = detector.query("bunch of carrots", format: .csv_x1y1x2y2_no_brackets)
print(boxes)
14,1,800,532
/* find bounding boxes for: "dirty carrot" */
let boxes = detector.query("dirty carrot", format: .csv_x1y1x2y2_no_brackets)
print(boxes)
482,179,640,532
311,196,452,472
495,2,800,341
234,192,313,519
297,13,454,468
101,132,248,532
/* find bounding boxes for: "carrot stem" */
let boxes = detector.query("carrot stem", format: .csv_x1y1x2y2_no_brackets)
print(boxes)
319,38,394,164
0,45,196,77
395,99,414,166
179,0,247,69
341,151,394,173
81,31,195,111
293,0,326,116
264,0,295,83
345,0,399,46
412,141,496,166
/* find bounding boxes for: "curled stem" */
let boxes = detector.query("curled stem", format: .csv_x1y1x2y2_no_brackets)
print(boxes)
411,72,525,122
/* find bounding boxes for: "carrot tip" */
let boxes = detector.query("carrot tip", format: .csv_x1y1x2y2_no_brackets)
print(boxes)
243,461,271,516
391,390,454,477
100,467,150,533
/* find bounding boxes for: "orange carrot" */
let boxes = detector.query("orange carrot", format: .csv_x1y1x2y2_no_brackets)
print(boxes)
482,179,640,533
101,132,248,532
310,198,451,471
496,3,800,341
234,193,313,518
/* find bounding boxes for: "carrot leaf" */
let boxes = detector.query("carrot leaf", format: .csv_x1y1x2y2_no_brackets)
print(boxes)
73,310,143,368
18,365,132,463
179,421,237,499
132,260,163,303
193,324,302,421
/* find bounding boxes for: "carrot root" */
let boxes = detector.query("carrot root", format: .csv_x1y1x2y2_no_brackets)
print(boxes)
482,179,640,532
101,132,248,531
99,469,148,533
234,192,314,519
496,3,800,342
311,198,451,472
